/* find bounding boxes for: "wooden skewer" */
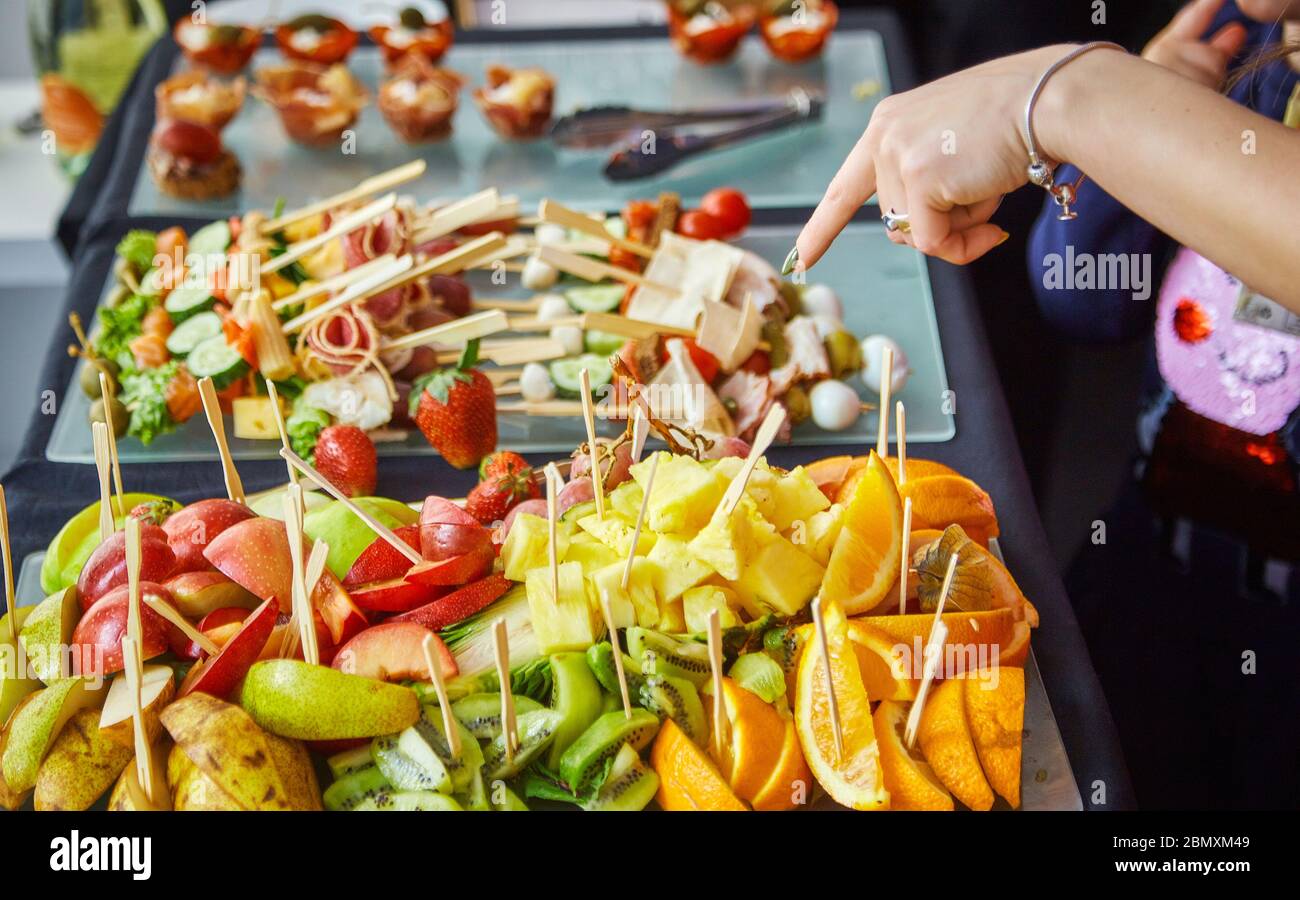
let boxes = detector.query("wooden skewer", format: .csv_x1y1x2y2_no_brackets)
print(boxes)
197,377,246,504
368,232,510,304
264,380,296,485
544,463,561,604
598,595,633,721
422,633,461,760
264,193,398,274
538,198,654,259
621,453,657,591
896,400,907,486
579,311,694,341
144,594,220,656
473,295,541,313
904,553,959,749
630,404,649,464
410,188,501,245
506,314,584,332
707,609,728,762
484,367,522,385
810,595,844,762
379,308,509,354
280,447,423,565
876,345,894,459
260,160,427,234
97,372,125,517
492,618,518,763
124,515,143,648
300,539,326,666
0,486,15,646
91,422,114,542
282,485,314,667
495,399,585,416
271,253,398,312
281,254,414,333
440,337,567,367
899,497,913,617
579,369,606,520
720,405,786,516
495,383,520,397
120,635,155,804
536,245,678,295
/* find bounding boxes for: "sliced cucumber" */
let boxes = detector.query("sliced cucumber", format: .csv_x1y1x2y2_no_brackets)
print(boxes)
564,284,624,313
550,354,613,399
165,311,223,356
137,267,166,298
164,284,216,322
187,334,248,389
584,329,625,357
187,219,232,257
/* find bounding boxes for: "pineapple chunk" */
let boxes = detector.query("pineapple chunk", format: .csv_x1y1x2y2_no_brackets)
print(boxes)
711,457,779,520
576,512,656,557
562,534,621,574
589,558,659,629
632,452,723,535
682,585,740,633
732,533,825,617
608,480,644,523
525,561,597,654
768,466,832,531
646,534,714,603
658,596,687,633
232,396,282,440
794,504,845,566
502,514,570,582
687,496,776,582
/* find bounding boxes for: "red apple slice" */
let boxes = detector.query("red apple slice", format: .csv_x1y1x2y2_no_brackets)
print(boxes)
404,550,492,587
164,570,260,619
419,496,493,563
181,597,279,700
391,573,512,632
332,621,457,683
348,577,444,613
76,525,177,611
70,582,174,675
162,498,257,573
344,525,423,587
170,606,251,660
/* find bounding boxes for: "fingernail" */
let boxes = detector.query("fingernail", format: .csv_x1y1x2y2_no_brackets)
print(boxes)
781,246,800,276
995,230,1011,247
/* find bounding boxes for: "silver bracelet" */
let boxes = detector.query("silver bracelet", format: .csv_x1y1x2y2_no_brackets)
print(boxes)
1025,41,1126,221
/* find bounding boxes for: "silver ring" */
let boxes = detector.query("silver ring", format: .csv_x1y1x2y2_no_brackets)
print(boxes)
882,209,911,234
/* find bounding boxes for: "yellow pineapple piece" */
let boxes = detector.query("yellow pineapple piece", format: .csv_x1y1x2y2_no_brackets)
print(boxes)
589,558,659,629
646,533,714,603
711,457,779,521
502,514,570,582
525,561,597,654
687,495,776,582
608,480,644,523
659,596,687,633
562,534,622,573
768,466,831,531
682,584,740,633
632,452,723,535
732,533,825,617
788,504,845,567
576,512,656,557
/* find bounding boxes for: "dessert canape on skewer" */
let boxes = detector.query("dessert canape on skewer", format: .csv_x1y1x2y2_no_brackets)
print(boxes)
155,70,247,133
370,3,455,67
274,13,358,65
473,64,555,141
173,20,261,75
253,61,369,146
378,56,464,143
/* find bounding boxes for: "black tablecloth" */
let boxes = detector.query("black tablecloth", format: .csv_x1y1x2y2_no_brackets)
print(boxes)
14,9,1135,809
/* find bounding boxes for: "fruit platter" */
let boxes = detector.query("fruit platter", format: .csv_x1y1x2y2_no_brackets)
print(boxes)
48,167,951,466
2,366,1079,812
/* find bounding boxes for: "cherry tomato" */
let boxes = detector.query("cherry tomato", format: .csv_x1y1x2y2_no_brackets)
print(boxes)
661,338,721,384
675,210,726,241
740,349,771,375
155,226,187,264
622,199,658,233
701,188,751,237
153,119,221,165
608,246,643,273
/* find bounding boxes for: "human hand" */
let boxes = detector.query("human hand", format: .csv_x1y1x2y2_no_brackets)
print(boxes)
1143,0,1248,89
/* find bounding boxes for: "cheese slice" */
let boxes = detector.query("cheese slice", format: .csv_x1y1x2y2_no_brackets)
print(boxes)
696,294,763,373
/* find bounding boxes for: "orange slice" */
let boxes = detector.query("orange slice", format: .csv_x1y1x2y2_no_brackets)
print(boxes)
900,475,999,545
963,667,1025,808
917,677,994,811
651,719,747,811
883,456,960,482
750,719,813,811
820,452,902,615
845,621,915,702
874,700,954,811
854,608,1019,675
716,678,786,805
794,597,889,809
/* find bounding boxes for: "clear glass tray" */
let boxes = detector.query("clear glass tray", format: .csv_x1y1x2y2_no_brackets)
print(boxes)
48,221,952,464
128,30,890,217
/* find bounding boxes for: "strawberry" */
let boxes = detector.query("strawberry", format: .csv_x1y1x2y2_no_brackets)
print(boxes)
313,425,378,497
392,573,512,631
465,472,533,526
411,339,498,469
129,499,180,526
478,450,531,482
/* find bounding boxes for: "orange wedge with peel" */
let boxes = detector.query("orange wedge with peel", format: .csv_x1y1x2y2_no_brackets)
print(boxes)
854,608,1020,675
794,597,889,810
750,719,813,811
831,456,960,503
874,700,954,811
899,475,999,545
845,621,915,702
917,677,994,810
820,452,902,616
715,678,805,809
883,456,960,482
963,667,1025,808
651,718,747,811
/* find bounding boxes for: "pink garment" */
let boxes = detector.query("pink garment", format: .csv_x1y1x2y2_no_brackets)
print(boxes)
1155,248,1300,436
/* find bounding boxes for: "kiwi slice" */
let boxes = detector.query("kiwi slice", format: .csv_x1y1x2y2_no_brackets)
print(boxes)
323,765,391,812
559,709,661,793
492,784,531,811
457,768,490,811
452,692,544,741
414,705,484,795
327,745,376,779
728,652,786,705
586,642,646,697
547,652,604,769
582,744,659,812
482,709,565,780
640,673,707,745
626,627,711,687
354,791,464,811
372,729,453,793
763,625,803,676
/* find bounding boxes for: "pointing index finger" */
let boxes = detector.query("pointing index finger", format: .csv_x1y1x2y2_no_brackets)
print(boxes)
794,131,878,271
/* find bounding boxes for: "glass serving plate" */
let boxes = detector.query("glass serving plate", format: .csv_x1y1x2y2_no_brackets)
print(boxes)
127,30,891,217
46,221,953,464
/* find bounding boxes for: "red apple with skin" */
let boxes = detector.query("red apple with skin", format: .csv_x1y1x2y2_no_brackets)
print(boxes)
419,496,493,563
331,621,457,683
70,582,174,675
344,526,422,586
500,498,548,543
557,479,594,517
348,578,444,613
169,606,250,660
404,552,491,588
163,570,260,619
203,517,367,646
182,597,279,699
76,525,176,611
163,498,257,573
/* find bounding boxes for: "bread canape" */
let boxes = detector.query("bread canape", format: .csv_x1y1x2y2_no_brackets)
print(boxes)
473,64,555,141
173,20,261,75
148,118,242,200
370,3,455,67
758,0,838,63
253,61,369,146
665,1,757,64
155,70,247,133
378,56,464,143
274,13,359,65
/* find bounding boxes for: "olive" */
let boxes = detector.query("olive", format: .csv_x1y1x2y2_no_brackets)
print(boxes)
784,384,811,425
778,281,803,317
79,358,120,399
89,396,129,438
825,329,863,379
761,320,789,369
399,6,428,30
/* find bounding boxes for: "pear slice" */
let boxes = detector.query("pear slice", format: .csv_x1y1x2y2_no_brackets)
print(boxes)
0,693,37,809
99,665,175,750
34,707,133,810
1,678,103,793
238,659,420,740
18,587,80,683
107,738,171,811
1,606,41,725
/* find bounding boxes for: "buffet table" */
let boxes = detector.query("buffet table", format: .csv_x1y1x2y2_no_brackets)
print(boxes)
11,9,1135,808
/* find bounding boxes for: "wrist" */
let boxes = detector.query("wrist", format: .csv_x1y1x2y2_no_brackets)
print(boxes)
1031,44,1126,167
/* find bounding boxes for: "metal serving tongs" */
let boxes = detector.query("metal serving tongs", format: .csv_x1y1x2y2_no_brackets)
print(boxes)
595,88,823,181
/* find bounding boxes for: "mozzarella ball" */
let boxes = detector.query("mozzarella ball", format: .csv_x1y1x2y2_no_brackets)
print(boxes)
809,380,862,431
536,294,572,321
551,325,585,356
521,254,559,290
534,223,568,246
801,284,843,321
860,334,910,394
812,314,841,341
519,362,555,403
